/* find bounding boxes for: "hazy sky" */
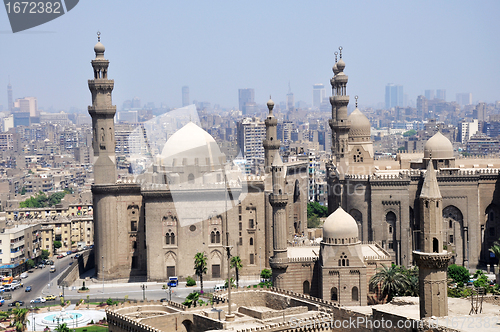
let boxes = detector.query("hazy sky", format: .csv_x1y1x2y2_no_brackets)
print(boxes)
1,1,499,111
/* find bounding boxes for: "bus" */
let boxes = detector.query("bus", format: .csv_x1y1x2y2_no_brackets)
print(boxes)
2,276,13,285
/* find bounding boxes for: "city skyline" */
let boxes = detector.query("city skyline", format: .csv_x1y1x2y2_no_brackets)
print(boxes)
0,1,499,111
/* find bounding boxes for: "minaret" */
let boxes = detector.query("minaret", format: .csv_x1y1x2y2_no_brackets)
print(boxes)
88,32,117,184
328,51,338,156
269,149,288,286
413,160,452,318
331,47,350,176
7,80,12,113
263,97,280,173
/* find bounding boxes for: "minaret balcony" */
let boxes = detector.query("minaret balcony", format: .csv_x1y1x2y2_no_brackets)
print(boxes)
269,194,288,206
265,118,278,126
263,140,280,149
333,95,349,105
334,75,348,84
331,120,351,129
88,80,114,89
413,251,452,269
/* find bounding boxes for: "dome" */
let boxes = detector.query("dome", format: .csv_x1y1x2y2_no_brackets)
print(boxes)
348,108,371,138
424,131,453,159
161,122,226,168
267,98,274,108
94,42,105,54
336,58,345,72
323,207,359,243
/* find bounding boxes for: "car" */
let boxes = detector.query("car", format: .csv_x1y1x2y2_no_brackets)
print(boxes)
28,269,34,273
57,255,64,259
0,286,4,293
0,296,4,306
25,286,31,292
20,273,28,279
30,297,46,304
160,298,168,302
71,249,78,253
4,285,12,292
66,251,72,255
38,264,45,269
44,294,56,301
74,254,81,259
9,300,24,307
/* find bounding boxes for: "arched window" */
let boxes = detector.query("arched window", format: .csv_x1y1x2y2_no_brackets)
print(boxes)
215,231,220,243
211,231,215,244
303,281,310,295
171,233,175,245
331,287,338,301
188,173,195,184
433,238,439,253
165,233,170,245
352,286,359,301
250,237,253,246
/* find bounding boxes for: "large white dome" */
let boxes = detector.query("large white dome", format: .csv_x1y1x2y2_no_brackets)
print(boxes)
424,132,453,159
323,207,359,244
160,122,226,168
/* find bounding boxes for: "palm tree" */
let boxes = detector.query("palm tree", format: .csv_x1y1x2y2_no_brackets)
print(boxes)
182,291,200,308
12,308,29,332
230,256,243,288
194,252,207,293
489,241,500,282
55,323,70,332
369,264,411,302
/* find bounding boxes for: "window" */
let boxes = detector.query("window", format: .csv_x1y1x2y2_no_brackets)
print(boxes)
212,264,221,278
239,237,243,245
131,220,138,232
167,266,176,277
131,256,138,269
250,253,254,264
449,235,454,244
249,219,254,228
239,222,242,231
132,241,137,249
331,288,338,301
490,227,495,237
388,241,394,249
352,287,359,301
303,281,310,295
165,232,175,245
249,238,253,246
389,225,393,234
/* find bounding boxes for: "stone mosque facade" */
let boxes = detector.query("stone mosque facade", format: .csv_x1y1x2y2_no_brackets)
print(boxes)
89,35,500,307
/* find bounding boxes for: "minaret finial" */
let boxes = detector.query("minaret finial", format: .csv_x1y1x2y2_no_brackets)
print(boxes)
334,51,338,63
355,95,358,108
339,46,343,59
97,31,101,42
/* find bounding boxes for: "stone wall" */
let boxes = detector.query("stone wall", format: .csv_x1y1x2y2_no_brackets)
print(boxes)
238,306,308,320
57,249,94,287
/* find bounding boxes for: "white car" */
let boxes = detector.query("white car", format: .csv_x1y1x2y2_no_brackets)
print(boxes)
30,297,46,303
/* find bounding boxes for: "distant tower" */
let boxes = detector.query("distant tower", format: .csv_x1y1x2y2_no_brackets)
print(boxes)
88,32,117,184
7,81,12,113
269,149,289,287
238,88,255,115
286,82,294,111
331,47,350,176
182,86,189,107
413,160,452,318
263,98,280,173
312,84,326,109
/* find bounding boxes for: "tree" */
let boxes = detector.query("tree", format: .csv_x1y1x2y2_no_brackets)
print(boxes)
489,240,500,263
403,129,417,137
54,323,70,332
53,241,62,250
369,264,411,302
12,307,29,332
230,256,243,288
260,269,272,281
20,187,26,195
194,252,207,293
448,264,470,284
41,249,50,260
182,291,200,308
26,259,35,269
307,202,327,228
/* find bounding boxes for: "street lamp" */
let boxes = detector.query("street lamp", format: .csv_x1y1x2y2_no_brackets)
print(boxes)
102,256,104,294
141,284,147,300
30,305,35,332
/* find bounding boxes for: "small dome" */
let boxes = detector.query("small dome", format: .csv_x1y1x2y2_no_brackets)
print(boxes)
348,108,371,138
332,63,339,75
424,132,453,159
161,122,226,167
267,98,274,108
336,58,345,72
94,42,105,54
323,207,358,242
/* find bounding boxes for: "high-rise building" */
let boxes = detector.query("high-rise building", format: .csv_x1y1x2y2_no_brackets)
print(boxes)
182,86,189,107
436,89,446,101
385,84,403,109
456,93,472,107
424,89,435,100
238,88,255,115
132,97,141,109
237,117,265,170
286,83,294,111
14,97,37,116
7,82,12,113
416,95,428,120
312,84,326,109
473,102,486,122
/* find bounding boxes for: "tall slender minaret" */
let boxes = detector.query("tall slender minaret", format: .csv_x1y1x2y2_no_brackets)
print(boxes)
263,97,280,173
7,80,13,113
88,32,117,184
331,47,350,176
413,160,451,318
328,51,338,156
269,148,288,287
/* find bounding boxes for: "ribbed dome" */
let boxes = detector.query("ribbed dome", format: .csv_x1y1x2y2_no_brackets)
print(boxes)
348,108,371,138
424,132,454,159
323,207,359,243
161,122,226,167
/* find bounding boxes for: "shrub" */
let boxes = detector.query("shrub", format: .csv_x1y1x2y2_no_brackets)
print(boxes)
448,264,470,284
186,276,196,286
106,298,114,305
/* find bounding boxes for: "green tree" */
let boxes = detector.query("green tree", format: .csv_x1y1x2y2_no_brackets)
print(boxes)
230,256,243,288
369,264,411,302
489,240,500,263
307,202,327,228
182,291,200,308
26,259,35,269
53,241,62,250
194,252,207,293
260,269,272,281
12,307,29,332
448,264,470,284
20,187,26,195
49,192,66,206
54,323,70,332
403,129,417,137
224,277,236,289
41,249,50,260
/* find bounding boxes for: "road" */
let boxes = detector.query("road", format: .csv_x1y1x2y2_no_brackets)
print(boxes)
1,255,74,309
